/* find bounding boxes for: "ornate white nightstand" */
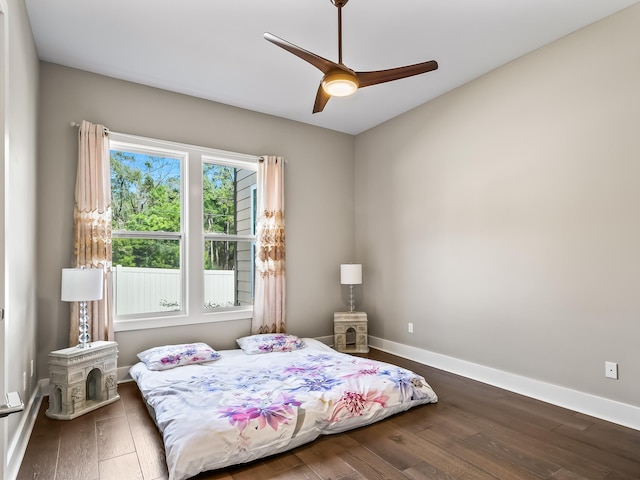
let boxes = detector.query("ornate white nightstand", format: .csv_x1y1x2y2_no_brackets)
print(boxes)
334,311,369,353
46,341,120,420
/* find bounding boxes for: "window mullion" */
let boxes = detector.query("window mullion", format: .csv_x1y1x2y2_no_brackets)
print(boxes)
188,152,204,315
112,231,182,240
203,234,256,242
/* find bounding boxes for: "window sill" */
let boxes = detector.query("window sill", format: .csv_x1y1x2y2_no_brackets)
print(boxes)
113,308,253,332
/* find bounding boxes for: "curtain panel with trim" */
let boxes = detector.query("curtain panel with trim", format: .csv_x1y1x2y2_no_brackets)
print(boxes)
252,156,286,334
69,120,114,346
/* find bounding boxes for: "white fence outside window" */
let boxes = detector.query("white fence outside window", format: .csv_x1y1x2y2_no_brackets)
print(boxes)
113,265,234,315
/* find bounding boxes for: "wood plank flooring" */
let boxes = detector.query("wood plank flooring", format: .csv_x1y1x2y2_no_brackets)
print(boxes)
17,349,640,480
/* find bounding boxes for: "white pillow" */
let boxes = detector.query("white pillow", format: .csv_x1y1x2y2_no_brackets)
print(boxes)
236,334,306,354
137,342,220,370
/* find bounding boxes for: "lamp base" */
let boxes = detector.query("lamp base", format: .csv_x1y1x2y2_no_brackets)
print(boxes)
77,300,91,349
348,284,356,313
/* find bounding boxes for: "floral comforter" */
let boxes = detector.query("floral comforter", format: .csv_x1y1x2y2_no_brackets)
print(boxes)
129,338,438,480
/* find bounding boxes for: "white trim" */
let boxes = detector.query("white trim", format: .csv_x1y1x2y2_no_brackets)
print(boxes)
117,366,133,383
5,382,43,480
369,336,640,431
315,334,333,347
114,307,253,332
109,139,187,322
0,3,8,479
109,132,260,165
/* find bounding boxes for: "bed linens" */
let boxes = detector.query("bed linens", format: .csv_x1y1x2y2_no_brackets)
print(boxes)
129,338,438,480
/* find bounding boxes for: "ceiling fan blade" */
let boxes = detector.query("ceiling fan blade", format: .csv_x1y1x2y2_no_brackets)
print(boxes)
356,60,438,88
313,83,331,113
264,32,340,74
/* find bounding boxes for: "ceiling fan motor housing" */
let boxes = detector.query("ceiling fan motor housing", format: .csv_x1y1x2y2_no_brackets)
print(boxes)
322,71,360,97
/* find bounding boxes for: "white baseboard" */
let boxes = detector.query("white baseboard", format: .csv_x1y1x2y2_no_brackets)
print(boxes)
5,380,45,480
369,336,640,431
117,366,133,383
315,335,333,346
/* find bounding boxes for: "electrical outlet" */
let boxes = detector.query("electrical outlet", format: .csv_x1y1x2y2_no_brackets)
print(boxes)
408,323,414,333
605,361,618,379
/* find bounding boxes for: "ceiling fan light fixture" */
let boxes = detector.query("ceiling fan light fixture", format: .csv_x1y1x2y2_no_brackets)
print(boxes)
322,72,359,97
264,0,438,112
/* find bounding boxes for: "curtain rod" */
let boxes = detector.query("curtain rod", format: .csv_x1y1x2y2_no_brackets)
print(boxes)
70,121,110,135
258,157,287,163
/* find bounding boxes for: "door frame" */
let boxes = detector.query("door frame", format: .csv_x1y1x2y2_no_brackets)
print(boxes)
0,2,8,478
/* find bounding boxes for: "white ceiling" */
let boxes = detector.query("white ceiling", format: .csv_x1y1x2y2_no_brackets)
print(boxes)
25,0,638,135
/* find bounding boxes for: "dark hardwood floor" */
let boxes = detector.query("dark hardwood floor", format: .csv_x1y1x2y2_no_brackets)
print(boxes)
17,349,640,480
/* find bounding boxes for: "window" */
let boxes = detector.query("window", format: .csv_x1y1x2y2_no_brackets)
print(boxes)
202,161,257,310
110,143,184,317
109,133,258,331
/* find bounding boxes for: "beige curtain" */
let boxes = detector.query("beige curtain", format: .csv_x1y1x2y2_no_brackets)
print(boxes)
69,120,113,346
252,156,286,334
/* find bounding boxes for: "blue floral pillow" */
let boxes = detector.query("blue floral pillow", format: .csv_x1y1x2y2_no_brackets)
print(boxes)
137,342,221,371
236,334,306,354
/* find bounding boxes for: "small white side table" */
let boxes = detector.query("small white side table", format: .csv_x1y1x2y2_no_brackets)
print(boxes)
334,311,369,353
46,341,120,420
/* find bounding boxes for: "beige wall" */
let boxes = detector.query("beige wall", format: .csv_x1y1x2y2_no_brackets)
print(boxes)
36,63,355,370
3,0,39,475
355,4,640,408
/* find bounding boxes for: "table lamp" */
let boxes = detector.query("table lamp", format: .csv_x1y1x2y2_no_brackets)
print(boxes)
340,264,362,313
61,267,104,349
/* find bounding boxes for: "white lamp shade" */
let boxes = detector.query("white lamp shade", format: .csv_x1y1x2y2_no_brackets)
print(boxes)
340,264,362,285
61,268,104,302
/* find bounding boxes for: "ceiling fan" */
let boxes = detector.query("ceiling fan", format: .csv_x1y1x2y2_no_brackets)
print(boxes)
264,0,439,113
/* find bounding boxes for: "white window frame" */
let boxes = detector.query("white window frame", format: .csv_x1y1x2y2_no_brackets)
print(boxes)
202,155,257,311
250,184,257,299
109,132,259,332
